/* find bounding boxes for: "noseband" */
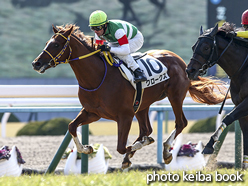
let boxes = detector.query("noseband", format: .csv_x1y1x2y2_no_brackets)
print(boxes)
43,33,72,67
191,35,233,76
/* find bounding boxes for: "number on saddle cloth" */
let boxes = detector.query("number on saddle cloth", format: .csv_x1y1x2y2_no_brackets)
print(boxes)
116,53,170,89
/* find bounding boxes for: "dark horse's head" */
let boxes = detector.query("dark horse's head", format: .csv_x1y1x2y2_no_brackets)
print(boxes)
186,23,236,80
32,25,74,73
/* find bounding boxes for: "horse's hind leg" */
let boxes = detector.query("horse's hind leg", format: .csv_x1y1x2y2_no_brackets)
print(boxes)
163,82,188,164
68,108,100,154
122,108,154,169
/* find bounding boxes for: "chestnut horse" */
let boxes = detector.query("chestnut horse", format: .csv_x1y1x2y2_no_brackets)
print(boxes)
32,24,227,168
186,22,248,168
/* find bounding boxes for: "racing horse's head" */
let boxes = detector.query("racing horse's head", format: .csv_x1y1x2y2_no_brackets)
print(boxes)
32,25,73,73
186,24,220,80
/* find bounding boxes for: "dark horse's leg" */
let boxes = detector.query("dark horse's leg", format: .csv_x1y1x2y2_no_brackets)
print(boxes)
122,107,154,169
203,97,248,154
239,117,248,169
68,108,100,154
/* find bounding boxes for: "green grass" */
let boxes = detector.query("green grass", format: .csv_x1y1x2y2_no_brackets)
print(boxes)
0,169,247,186
0,0,206,78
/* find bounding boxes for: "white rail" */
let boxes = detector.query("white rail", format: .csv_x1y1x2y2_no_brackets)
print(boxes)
0,85,78,98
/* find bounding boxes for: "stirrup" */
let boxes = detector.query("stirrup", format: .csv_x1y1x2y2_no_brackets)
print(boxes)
134,74,147,83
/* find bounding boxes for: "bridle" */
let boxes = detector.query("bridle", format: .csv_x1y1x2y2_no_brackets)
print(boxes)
42,32,106,92
43,33,72,67
43,33,101,67
190,34,234,76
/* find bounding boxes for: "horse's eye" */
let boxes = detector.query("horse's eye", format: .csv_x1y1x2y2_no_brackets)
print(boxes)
205,47,209,50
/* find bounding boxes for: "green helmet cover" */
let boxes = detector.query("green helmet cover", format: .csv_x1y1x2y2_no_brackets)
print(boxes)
89,10,108,27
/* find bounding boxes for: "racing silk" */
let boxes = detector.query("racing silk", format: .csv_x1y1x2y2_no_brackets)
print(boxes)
236,31,248,38
95,20,138,55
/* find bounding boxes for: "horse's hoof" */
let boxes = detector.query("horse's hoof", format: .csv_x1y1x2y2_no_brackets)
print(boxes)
202,146,214,154
122,160,132,169
163,152,173,164
163,143,173,164
85,145,94,154
148,136,155,144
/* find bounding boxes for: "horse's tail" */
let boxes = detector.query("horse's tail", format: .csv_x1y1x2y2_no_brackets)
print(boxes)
188,76,230,105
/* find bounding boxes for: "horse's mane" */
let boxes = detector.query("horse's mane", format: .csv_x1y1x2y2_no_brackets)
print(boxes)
56,24,97,52
219,22,236,33
219,22,248,47
203,22,236,35
203,22,248,48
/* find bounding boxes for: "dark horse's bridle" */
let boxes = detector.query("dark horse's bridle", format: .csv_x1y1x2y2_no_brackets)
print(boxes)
191,32,248,114
191,34,234,76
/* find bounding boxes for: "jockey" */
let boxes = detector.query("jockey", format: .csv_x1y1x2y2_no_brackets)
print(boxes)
89,10,147,83
236,9,248,38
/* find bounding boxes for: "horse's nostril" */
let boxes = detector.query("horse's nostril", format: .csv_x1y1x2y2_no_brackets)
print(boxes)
186,68,195,74
33,61,41,67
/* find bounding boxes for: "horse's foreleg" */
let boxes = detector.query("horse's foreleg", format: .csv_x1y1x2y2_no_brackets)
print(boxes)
122,136,155,169
116,116,133,155
202,122,227,154
203,98,248,154
68,108,100,154
238,117,248,169
122,108,154,169
122,151,135,170
127,136,155,152
72,136,94,154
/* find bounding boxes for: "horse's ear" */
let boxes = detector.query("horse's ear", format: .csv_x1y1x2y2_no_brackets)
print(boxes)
200,26,203,35
52,24,58,33
64,26,74,37
209,24,218,37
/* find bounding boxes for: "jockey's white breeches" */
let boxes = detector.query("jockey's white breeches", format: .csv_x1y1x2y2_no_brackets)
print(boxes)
109,31,144,71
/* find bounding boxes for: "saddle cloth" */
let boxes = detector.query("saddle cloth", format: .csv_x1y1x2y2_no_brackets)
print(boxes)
116,53,170,89
109,52,169,112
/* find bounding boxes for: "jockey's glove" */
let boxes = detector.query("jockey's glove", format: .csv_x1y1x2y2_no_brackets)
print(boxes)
100,44,111,51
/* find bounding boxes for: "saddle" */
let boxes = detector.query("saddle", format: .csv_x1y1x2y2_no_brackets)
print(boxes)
102,51,170,112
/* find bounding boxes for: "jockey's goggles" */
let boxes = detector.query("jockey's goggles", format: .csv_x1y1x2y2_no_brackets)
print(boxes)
90,25,104,31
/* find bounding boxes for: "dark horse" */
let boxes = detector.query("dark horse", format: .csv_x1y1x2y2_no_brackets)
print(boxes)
186,22,248,168
32,24,227,168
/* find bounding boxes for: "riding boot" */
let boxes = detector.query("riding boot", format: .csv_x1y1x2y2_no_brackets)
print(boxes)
133,68,147,83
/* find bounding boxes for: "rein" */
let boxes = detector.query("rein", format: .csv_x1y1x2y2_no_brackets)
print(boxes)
78,56,107,92
43,32,107,92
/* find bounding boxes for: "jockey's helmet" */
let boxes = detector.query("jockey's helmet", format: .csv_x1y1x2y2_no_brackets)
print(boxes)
241,9,248,25
89,10,108,27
